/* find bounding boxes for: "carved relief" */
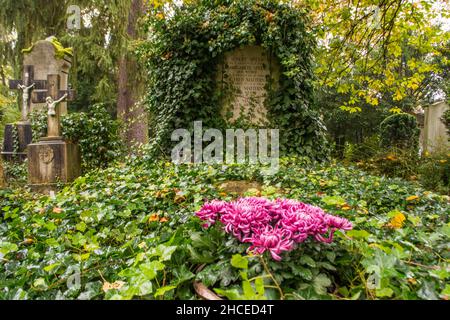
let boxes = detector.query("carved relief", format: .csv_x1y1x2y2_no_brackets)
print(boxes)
38,145,54,164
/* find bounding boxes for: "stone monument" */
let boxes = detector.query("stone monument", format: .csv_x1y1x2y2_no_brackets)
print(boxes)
2,37,74,161
24,37,73,114
27,74,80,192
423,100,450,153
217,45,279,125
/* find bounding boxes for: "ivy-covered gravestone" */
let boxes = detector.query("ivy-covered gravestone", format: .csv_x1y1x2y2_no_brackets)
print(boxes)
142,0,329,159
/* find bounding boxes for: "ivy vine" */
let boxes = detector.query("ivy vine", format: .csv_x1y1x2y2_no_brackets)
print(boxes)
138,0,329,160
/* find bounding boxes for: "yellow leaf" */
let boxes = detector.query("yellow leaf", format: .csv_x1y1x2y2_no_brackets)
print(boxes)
406,195,419,201
388,212,406,229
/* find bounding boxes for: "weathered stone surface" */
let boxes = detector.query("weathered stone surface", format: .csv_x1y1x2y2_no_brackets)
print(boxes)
217,45,279,125
27,139,81,189
1,123,33,161
23,40,72,115
423,100,450,153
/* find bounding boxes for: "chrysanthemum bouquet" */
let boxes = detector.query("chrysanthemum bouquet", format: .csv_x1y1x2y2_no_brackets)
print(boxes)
196,197,352,261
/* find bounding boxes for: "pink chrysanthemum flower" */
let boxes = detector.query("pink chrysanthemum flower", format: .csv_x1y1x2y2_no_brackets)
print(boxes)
195,197,352,260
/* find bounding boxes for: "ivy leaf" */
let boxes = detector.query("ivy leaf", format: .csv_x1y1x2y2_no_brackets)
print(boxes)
376,287,394,298
154,285,177,298
214,288,244,300
152,245,177,261
139,261,165,280
231,254,248,269
418,281,439,300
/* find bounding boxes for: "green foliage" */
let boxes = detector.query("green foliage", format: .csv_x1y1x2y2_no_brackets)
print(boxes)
0,158,448,300
29,105,124,171
138,0,329,159
442,109,450,138
2,160,27,187
0,102,20,142
418,151,450,195
379,113,420,150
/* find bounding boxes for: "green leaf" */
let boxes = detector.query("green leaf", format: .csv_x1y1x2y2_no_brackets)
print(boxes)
291,265,313,280
418,281,438,300
376,287,394,298
139,280,153,296
43,263,61,272
154,285,177,298
0,242,18,256
214,288,244,300
242,280,255,298
254,277,265,296
346,230,371,239
139,260,165,280
300,255,316,268
231,254,248,269
153,245,177,261
313,274,332,295
322,195,346,206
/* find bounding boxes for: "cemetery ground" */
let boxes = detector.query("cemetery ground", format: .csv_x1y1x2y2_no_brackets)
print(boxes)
0,156,448,300
0,0,449,302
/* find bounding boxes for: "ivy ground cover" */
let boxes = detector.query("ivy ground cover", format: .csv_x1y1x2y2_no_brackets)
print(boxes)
0,158,448,300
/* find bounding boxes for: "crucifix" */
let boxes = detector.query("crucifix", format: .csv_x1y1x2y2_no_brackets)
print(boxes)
9,65,47,122
40,74,76,139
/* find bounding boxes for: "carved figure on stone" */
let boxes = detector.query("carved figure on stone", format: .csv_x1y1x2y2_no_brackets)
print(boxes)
46,93,67,117
17,83,35,121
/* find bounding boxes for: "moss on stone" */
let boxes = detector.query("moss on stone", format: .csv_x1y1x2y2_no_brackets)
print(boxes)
20,37,73,59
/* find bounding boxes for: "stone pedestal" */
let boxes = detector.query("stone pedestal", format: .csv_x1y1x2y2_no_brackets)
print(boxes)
27,138,81,192
1,122,33,161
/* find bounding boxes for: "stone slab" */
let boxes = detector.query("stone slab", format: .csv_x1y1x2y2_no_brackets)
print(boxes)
217,45,279,125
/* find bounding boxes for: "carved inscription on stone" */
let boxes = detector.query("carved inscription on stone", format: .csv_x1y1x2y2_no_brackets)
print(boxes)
218,46,279,125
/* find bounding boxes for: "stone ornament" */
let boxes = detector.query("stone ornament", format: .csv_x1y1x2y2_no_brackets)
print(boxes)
38,145,54,164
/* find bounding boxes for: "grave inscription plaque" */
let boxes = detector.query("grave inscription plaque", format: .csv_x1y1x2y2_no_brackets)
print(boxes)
217,46,279,125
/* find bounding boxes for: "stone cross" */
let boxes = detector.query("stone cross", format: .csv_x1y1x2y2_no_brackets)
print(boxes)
43,74,69,139
9,65,47,122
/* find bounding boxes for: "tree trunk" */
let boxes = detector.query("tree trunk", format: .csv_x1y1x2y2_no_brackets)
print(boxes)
117,0,148,151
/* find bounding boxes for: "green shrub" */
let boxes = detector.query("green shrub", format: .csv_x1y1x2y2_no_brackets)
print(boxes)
29,104,124,171
379,113,420,150
418,150,450,194
442,109,450,138
139,0,329,160
0,102,20,142
343,135,381,162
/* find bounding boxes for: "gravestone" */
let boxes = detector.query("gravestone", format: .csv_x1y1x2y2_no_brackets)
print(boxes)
24,37,73,114
27,74,80,193
2,38,74,161
423,100,450,153
217,45,279,125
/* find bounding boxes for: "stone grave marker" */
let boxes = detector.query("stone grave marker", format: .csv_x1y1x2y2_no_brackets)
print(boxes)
217,45,279,125
24,37,73,114
2,37,73,161
27,74,81,193
423,100,450,153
